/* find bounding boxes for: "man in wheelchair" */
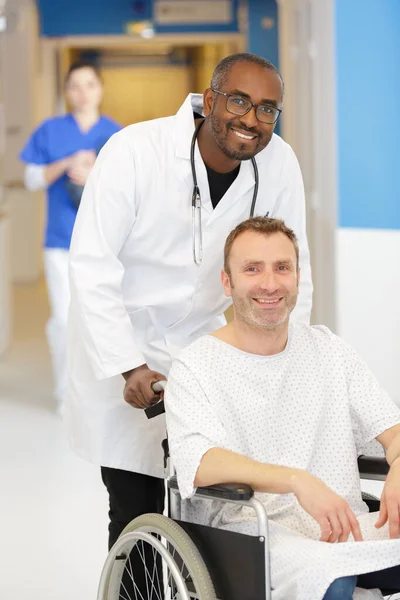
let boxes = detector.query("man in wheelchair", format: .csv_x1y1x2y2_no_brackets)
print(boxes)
165,217,400,600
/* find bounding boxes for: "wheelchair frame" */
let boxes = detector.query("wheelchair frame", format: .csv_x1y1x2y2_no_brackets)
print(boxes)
168,474,271,600
167,456,390,600
98,391,394,600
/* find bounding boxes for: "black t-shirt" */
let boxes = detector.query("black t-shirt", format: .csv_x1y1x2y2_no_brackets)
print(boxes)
193,115,240,209
206,163,241,209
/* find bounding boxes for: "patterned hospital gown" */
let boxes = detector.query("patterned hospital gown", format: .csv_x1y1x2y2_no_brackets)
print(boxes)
165,323,400,600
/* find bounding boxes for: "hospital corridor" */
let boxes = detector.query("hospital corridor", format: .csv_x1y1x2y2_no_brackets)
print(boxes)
0,280,109,599
1,0,400,599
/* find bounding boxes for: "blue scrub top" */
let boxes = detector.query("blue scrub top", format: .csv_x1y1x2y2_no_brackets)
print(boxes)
20,114,121,250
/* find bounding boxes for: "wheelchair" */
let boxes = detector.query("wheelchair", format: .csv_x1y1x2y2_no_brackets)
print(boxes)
97,394,400,600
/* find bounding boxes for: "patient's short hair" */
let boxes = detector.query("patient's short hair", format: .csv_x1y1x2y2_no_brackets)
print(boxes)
224,217,299,275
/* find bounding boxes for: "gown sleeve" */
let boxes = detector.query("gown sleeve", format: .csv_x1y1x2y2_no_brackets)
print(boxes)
165,353,229,499
340,338,400,452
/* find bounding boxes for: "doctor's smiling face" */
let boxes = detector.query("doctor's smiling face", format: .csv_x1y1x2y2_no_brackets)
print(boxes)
222,219,299,332
203,60,283,162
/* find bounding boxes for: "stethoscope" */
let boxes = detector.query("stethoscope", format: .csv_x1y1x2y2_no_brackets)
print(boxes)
190,118,259,265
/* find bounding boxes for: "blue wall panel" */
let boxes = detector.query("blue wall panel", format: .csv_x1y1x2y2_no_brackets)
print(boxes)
336,0,400,229
247,0,280,135
37,0,152,36
247,0,278,69
37,0,238,36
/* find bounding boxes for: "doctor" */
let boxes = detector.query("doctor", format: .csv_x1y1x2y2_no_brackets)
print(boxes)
20,61,120,412
66,53,313,555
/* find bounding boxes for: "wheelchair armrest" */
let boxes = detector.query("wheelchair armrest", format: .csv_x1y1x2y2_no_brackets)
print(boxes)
358,455,389,481
168,475,254,502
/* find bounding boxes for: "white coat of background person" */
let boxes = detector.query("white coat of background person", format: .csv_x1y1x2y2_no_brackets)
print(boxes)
65,53,313,569
19,61,120,412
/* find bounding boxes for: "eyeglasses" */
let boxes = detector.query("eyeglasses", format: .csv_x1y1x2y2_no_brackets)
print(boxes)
212,88,282,124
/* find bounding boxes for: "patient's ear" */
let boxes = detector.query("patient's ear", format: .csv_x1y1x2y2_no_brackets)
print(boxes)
221,269,232,297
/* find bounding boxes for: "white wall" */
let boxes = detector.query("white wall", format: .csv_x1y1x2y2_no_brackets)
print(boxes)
279,0,399,405
336,228,400,404
334,0,400,403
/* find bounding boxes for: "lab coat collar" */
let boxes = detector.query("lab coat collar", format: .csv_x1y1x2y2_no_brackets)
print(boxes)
174,93,257,219
175,93,204,160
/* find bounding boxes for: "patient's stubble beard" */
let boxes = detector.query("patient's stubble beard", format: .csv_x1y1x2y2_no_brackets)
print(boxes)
231,286,298,333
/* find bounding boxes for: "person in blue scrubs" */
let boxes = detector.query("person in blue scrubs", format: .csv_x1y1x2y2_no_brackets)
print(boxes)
20,61,120,412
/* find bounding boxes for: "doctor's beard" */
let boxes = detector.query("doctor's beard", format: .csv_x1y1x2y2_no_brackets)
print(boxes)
210,110,273,161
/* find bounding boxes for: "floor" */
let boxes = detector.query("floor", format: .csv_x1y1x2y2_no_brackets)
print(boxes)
0,280,393,600
0,281,109,600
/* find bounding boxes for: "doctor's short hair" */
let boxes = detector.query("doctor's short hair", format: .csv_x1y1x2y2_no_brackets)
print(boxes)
211,53,284,95
223,217,299,276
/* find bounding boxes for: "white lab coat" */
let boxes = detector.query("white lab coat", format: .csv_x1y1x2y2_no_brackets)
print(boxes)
65,94,313,477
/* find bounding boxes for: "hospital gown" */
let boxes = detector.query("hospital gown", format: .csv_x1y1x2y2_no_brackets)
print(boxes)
165,323,400,600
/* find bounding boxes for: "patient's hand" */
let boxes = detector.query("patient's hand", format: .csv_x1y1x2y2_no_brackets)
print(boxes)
122,364,166,409
376,456,400,538
291,472,363,543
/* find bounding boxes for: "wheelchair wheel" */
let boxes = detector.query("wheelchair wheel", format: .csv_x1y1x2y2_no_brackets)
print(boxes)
97,513,217,600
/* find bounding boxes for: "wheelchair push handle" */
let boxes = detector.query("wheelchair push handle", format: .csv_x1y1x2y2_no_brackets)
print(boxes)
151,380,167,394
145,380,167,419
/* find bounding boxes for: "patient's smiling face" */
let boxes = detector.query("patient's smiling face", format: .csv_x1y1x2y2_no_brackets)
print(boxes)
222,230,299,331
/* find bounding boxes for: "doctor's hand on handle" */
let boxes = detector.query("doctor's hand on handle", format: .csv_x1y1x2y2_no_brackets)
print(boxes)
122,364,166,409
291,471,363,543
